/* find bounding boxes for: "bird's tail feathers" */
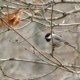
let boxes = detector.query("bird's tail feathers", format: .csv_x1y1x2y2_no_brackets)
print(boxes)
65,42,80,54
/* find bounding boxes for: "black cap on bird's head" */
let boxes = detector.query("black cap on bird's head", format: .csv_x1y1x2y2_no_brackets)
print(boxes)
45,33,51,42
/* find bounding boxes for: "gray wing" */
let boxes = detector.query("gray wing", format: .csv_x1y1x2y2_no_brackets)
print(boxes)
53,35,66,42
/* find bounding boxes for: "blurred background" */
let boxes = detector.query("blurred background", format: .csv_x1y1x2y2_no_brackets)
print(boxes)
0,0,80,80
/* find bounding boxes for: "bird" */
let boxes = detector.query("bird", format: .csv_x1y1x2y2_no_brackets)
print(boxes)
45,33,65,48
0,8,23,28
45,32,80,56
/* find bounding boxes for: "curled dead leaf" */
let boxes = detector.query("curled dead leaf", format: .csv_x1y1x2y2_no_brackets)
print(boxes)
0,8,23,28
30,0,43,14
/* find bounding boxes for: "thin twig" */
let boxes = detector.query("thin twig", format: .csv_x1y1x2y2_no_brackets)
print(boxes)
28,67,59,80
0,66,18,80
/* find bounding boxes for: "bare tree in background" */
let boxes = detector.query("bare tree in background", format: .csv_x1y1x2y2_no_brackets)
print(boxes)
0,0,80,80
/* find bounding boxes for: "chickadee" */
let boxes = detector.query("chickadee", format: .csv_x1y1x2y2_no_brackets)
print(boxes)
45,33,80,55
45,33,66,48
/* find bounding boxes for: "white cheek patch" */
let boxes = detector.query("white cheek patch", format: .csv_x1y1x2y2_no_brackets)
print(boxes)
47,33,55,39
47,35,51,39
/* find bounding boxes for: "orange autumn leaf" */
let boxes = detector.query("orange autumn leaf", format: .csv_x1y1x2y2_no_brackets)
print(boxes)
30,0,43,14
33,0,43,5
0,8,23,28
